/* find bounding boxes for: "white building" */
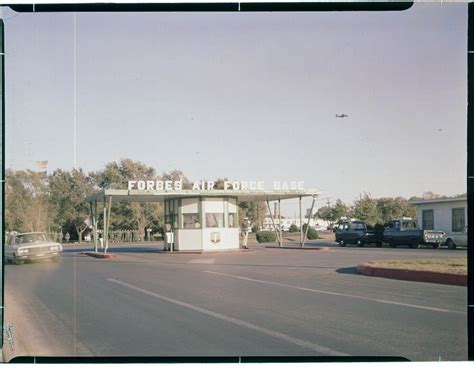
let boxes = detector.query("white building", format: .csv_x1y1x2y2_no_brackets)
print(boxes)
408,196,467,233
262,217,330,231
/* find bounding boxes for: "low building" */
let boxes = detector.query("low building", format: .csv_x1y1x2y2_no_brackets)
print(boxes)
262,217,330,231
408,196,467,233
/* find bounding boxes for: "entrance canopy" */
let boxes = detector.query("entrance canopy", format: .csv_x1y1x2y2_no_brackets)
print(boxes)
85,189,320,253
85,189,320,203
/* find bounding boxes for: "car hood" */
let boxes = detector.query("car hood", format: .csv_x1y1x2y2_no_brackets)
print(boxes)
15,241,62,250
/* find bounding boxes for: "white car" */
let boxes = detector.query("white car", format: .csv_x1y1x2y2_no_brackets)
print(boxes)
5,232,63,264
443,226,468,249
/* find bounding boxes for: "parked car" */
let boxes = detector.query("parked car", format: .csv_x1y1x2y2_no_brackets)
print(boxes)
335,221,383,247
443,226,468,249
382,218,445,249
5,232,63,264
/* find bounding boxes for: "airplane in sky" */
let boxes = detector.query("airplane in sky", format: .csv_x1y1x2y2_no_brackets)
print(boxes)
335,113,348,118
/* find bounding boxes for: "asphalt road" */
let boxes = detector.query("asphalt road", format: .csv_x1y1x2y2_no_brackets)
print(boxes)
3,242,467,361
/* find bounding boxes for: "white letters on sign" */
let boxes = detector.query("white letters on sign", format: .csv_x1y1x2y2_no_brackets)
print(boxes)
127,180,305,191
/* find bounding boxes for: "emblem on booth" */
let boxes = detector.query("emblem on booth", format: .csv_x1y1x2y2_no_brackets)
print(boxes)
210,232,221,243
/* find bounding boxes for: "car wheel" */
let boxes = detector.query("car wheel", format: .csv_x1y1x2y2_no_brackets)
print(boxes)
447,239,457,250
356,239,364,247
389,239,397,248
432,242,440,249
409,239,419,249
339,240,346,247
375,241,383,248
12,254,24,265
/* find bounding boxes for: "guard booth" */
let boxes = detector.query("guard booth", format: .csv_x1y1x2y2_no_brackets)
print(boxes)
164,196,239,251
85,189,319,253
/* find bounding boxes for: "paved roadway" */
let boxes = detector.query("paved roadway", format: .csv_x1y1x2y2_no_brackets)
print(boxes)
3,241,467,361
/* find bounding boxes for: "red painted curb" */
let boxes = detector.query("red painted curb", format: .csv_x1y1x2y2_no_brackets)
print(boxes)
80,252,117,259
357,264,467,286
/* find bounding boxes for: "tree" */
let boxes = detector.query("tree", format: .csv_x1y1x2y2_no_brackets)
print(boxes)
49,169,94,242
376,197,416,224
288,224,299,233
316,199,349,223
5,169,52,232
91,159,165,240
239,201,267,230
351,193,379,226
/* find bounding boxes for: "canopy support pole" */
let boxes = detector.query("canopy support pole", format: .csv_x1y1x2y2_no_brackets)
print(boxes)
266,200,281,245
278,199,282,247
299,196,303,247
302,195,316,248
105,196,112,252
93,200,98,253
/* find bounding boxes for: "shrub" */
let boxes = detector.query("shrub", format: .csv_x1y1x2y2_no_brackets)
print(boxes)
256,231,277,243
306,227,319,240
288,224,299,233
251,225,259,233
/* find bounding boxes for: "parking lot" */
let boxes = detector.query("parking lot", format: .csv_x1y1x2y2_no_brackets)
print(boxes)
3,241,467,361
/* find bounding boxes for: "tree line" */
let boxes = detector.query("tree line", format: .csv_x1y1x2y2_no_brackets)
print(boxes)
6,158,458,241
315,191,465,228
5,159,268,241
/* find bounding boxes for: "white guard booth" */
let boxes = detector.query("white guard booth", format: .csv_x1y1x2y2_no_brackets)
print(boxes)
165,196,239,251
85,189,319,252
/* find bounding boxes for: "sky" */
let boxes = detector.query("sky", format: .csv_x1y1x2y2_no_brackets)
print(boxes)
1,2,468,214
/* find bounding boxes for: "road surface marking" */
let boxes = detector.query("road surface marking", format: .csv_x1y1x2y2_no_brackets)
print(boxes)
187,258,215,264
107,278,348,356
204,271,461,314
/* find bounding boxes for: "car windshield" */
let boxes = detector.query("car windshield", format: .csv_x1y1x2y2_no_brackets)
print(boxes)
15,233,49,244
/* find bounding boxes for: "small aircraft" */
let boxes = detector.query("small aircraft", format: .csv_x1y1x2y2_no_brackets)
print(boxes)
335,113,348,118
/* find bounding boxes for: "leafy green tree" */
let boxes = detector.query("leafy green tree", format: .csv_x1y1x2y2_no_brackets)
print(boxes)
91,159,165,240
239,201,266,231
316,199,349,222
5,169,52,232
376,197,416,224
288,224,299,233
49,169,94,242
351,193,379,226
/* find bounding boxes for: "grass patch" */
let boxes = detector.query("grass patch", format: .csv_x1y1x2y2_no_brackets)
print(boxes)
367,258,467,275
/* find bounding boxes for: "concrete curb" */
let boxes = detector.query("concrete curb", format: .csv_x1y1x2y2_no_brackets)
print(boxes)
357,264,467,286
80,252,117,259
158,249,254,254
265,246,330,251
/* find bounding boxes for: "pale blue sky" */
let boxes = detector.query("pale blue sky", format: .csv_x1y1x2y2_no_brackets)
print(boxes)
1,2,468,213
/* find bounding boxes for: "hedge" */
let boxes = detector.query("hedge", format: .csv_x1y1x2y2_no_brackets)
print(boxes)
256,231,277,243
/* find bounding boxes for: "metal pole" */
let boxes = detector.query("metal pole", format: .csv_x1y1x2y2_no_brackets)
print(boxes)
106,196,112,251
94,200,98,253
278,199,282,247
302,196,316,248
103,197,107,253
89,202,94,251
299,196,303,247
266,200,281,244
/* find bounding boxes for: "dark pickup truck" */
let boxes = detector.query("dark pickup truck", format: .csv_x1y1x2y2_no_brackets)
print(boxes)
335,221,383,247
382,219,445,249
335,218,445,248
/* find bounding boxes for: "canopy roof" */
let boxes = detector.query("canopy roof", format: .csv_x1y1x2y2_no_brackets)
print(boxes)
85,189,320,203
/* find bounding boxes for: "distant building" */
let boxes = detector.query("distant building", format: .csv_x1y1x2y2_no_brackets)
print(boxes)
408,196,467,233
262,217,330,231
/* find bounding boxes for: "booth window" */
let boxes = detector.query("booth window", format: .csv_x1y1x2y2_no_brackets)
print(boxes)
228,213,237,228
183,214,200,229
206,213,224,228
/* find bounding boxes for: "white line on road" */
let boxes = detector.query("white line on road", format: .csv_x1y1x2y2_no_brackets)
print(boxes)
204,271,461,314
107,278,348,356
